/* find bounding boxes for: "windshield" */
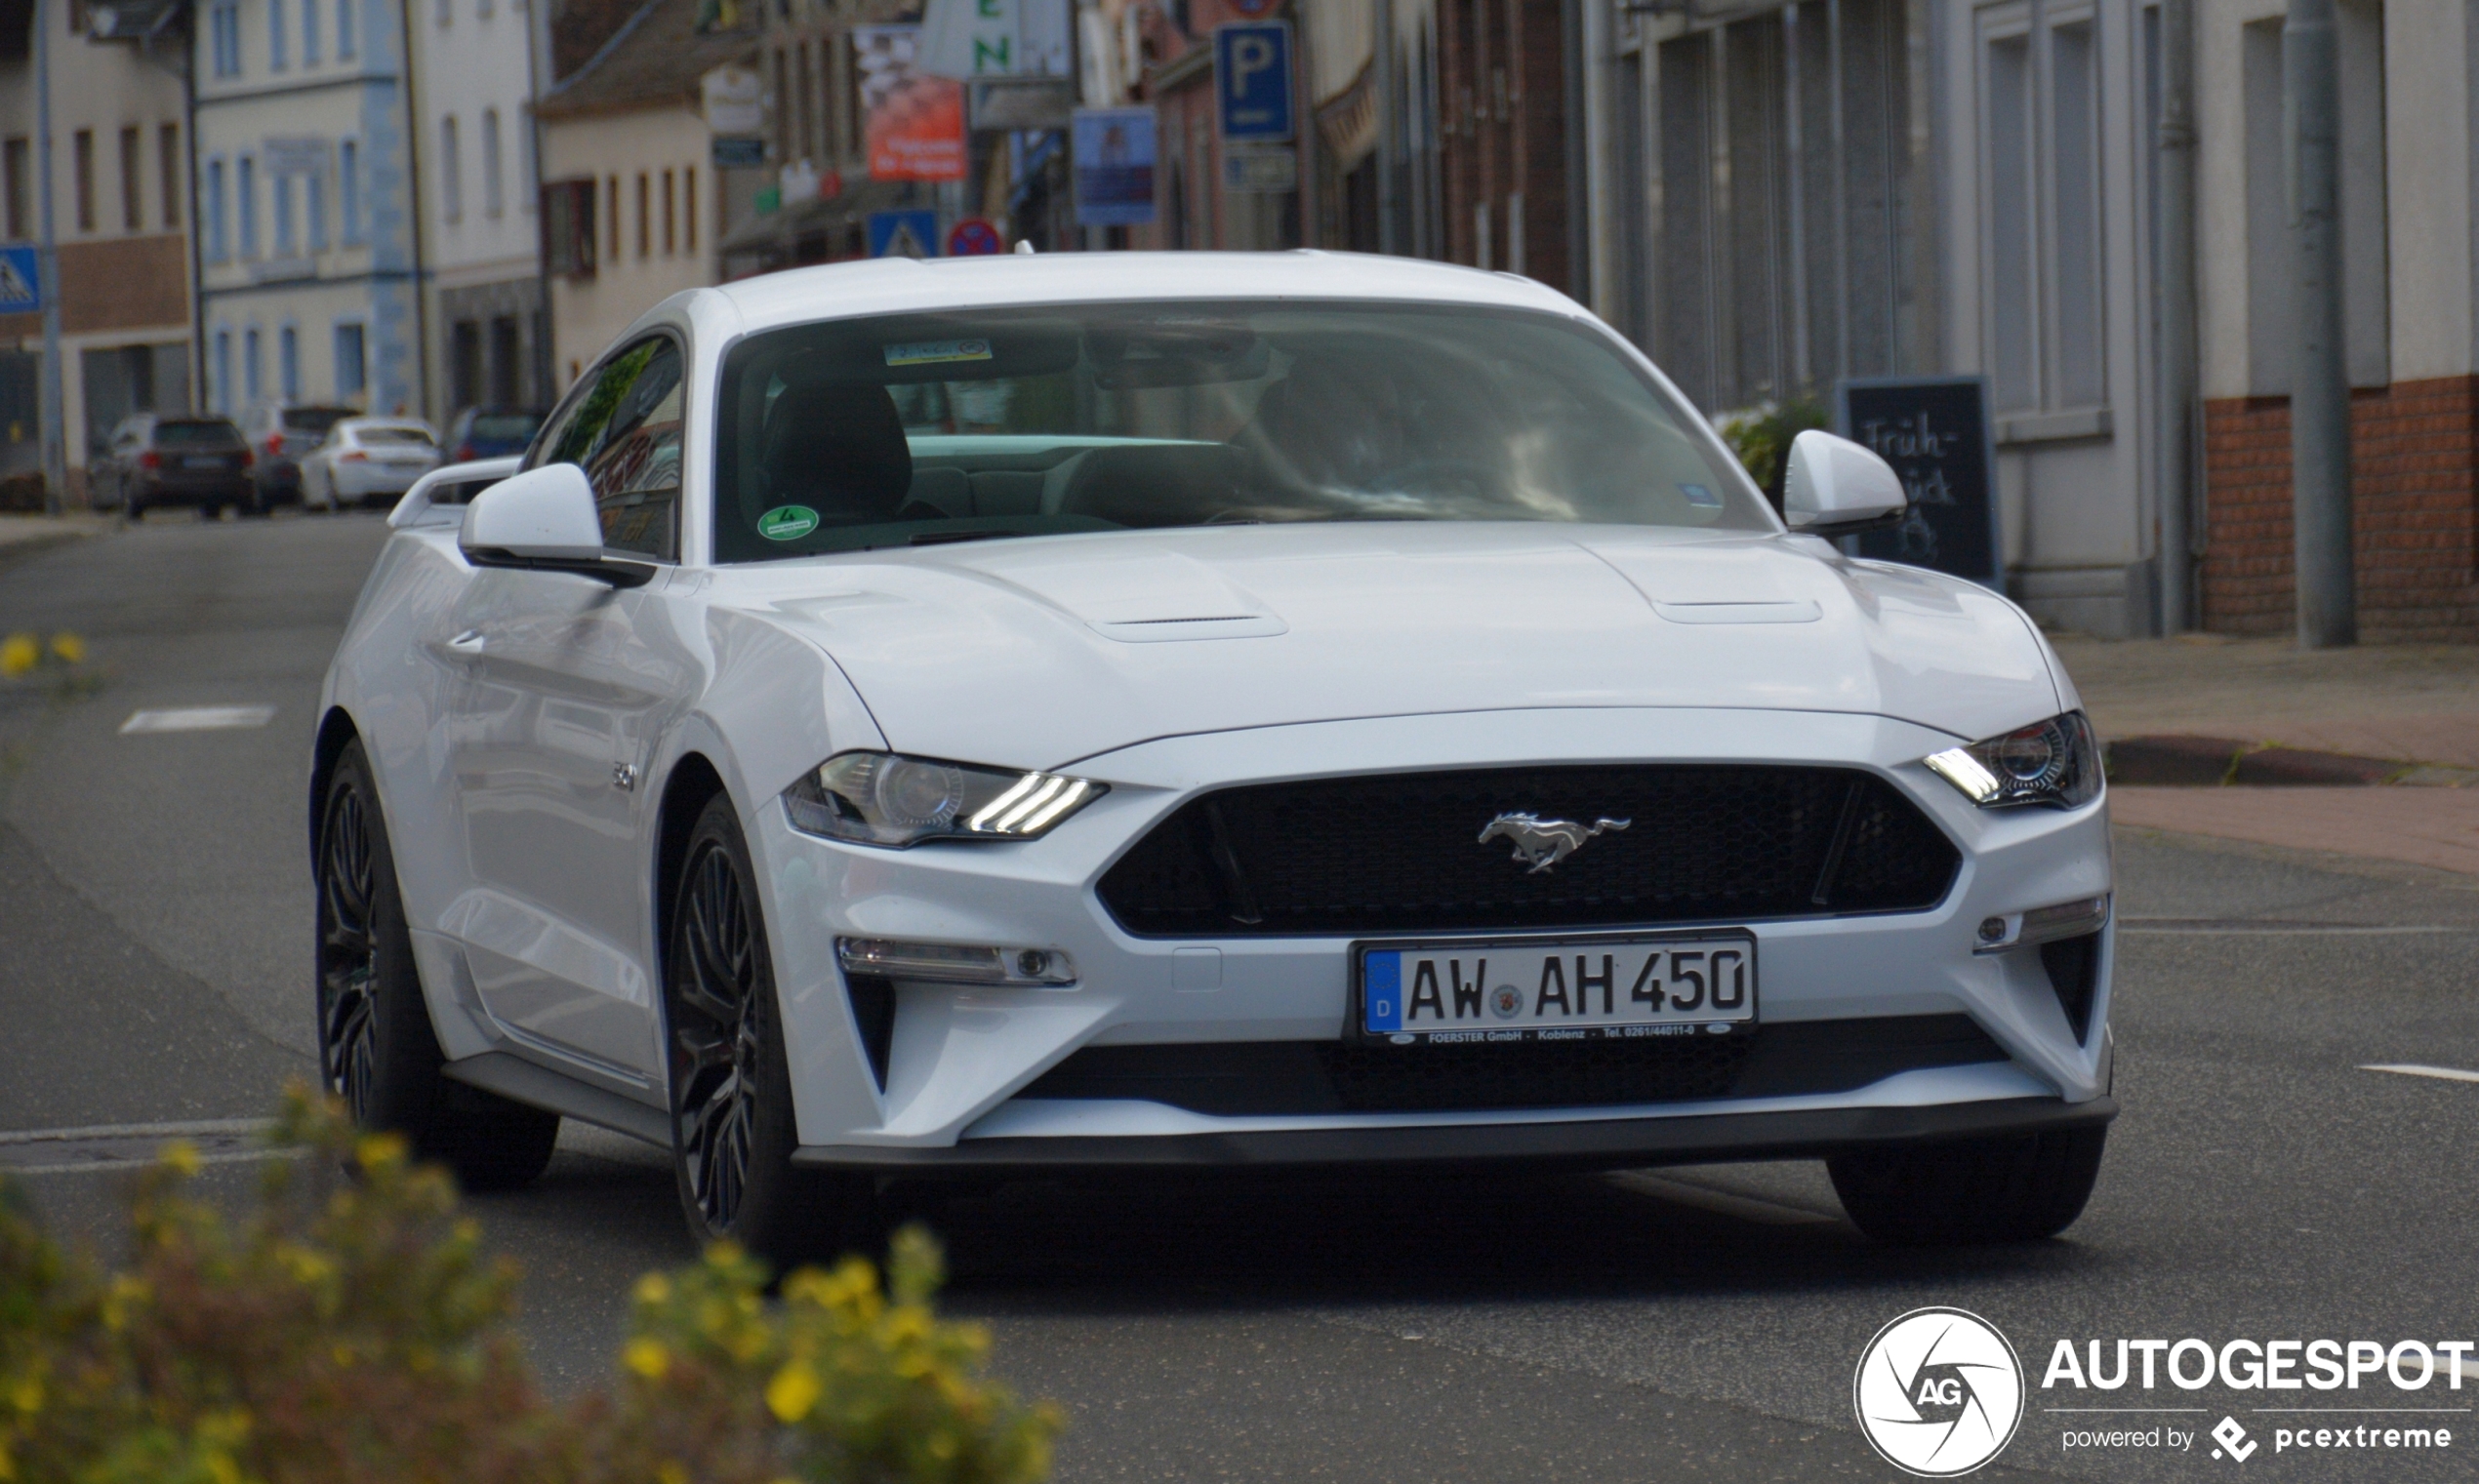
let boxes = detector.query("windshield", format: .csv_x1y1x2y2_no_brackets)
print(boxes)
357,427,435,446
468,414,541,442
711,301,1768,562
285,408,352,434
155,421,242,446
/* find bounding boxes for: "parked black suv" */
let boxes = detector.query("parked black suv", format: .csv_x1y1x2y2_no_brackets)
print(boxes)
94,415,255,519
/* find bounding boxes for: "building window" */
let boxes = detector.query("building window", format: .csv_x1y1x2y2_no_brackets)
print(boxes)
158,124,180,227
340,140,360,241
661,168,674,255
683,166,696,253
335,322,366,400
606,174,620,262
635,171,648,260
211,0,241,75
307,169,326,250
1976,6,2105,415
435,0,449,27
274,174,295,255
481,108,503,218
73,129,94,232
337,0,354,56
214,330,232,412
280,327,301,400
441,115,461,222
303,0,319,63
119,127,142,230
244,327,262,402
544,178,596,277
205,158,226,259
3,138,27,240
237,155,257,256
269,0,287,69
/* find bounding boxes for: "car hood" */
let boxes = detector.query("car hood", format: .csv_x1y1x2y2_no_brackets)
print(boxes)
727,524,2063,771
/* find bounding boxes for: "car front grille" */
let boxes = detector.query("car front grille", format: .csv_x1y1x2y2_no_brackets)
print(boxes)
1095,765,1960,938
1014,1015,2008,1116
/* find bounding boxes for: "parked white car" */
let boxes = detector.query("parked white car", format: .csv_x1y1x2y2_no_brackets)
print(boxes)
301,418,443,511
316,253,2114,1264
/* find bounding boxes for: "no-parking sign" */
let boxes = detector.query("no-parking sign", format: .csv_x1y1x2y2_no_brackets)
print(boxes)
947,218,1005,256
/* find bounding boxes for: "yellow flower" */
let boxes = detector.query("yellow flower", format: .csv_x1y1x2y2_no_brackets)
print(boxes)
159,1140,201,1177
655,1464,688,1484
622,1338,670,1381
765,1360,822,1424
633,1272,671,1306
0,634,35,679
7,1374,40,1414
46,632,83,664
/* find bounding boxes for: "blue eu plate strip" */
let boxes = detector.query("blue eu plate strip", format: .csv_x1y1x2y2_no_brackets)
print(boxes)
1363,951,1402,1032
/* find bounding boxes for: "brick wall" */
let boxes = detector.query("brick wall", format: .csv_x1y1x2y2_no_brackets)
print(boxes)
2201,375,2479,641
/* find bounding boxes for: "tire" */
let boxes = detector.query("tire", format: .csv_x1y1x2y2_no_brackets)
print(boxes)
316,739,560,1191
664,793,878,1270
1828,1126,2107,1246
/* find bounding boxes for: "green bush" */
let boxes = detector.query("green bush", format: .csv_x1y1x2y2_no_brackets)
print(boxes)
0,1086,1060,1484
1713,397,1831,511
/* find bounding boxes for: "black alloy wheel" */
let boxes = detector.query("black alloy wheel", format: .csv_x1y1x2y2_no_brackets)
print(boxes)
666,794,876,1266
314,740,560,1190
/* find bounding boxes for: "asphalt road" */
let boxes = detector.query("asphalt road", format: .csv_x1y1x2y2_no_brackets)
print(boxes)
4,513,2476,1482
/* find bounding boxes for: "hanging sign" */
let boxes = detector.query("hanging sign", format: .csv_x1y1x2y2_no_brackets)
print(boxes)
857,25,967,181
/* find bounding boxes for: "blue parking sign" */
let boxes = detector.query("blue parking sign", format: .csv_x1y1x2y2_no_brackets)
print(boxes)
0,245,38,314
1216,22,1292,143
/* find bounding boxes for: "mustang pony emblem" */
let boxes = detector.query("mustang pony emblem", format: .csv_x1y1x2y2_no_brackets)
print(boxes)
1477,813,1632,873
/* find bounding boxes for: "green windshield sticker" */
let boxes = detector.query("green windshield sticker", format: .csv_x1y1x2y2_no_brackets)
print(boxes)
884,339,994,367
757,504,820,541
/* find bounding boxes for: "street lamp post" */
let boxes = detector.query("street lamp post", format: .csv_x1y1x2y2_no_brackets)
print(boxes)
2284,0,2353,648
34,0,67,514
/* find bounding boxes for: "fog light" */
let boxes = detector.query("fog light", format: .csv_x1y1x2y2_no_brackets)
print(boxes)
836,937,1077,987
1971,895,2111,954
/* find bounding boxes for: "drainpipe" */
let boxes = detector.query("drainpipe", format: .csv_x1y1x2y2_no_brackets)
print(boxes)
34,0,64,511
2154,0,2196,633
2284,0,2352,647
397,0,432,417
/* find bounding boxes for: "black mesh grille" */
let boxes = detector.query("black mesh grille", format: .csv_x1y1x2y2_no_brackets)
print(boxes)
1016,1016,2007,1115
1097,765,1959,938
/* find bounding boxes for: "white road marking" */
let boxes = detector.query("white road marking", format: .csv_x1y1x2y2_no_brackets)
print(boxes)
119,705,276,734
1609,1171,1842,1225
0,1118,281,1178
2360,1063,2479,1084
0,1117,272,1145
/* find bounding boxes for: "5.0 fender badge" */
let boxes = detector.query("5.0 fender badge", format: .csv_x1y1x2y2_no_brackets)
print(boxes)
757,504,820,541
1477,813,1631,873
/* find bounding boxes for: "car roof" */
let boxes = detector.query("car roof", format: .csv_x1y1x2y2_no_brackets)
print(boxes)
700,250,1586,339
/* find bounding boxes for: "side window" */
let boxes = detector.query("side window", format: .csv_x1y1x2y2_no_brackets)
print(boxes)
534,337,683,560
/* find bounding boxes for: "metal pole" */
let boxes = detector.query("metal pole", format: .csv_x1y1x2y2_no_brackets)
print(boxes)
34,0,65,514
2154,0,2197,633
2284,0,2353,647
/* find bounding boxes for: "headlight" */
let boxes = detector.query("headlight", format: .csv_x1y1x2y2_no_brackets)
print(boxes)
1923,712,2102,809
783,751,1106,846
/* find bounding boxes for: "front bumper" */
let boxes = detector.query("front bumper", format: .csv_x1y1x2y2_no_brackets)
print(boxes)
748,707,2115,1161
793,1092,2118,1171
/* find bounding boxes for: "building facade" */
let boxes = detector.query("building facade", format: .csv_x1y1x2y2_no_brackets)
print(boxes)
535,0,752,387
0,0,193,500
193,0,426,419
413,0,552,416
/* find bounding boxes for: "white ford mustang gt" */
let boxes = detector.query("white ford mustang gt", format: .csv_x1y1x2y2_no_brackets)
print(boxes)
313,251,2114,1262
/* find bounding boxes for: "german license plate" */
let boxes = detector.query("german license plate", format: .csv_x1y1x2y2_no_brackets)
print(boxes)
1357,932,1757,1044
183,457,224,469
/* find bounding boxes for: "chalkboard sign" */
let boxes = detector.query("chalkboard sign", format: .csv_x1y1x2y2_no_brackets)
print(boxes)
1832,376,2002,587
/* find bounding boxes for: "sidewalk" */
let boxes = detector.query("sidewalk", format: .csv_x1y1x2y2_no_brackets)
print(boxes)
2051,631,2479,876
0,513,111,564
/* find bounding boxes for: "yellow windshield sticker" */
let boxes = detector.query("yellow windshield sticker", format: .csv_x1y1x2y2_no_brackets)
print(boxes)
884,339,995,367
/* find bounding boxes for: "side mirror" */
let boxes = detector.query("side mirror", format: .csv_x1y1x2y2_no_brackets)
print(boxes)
457,463,654,586
1782,429,1908,538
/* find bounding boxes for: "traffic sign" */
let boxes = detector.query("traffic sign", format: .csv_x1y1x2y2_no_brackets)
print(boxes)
1215,22,1292,143
947,218,1005,256
867,209,941,259
0,246,37,314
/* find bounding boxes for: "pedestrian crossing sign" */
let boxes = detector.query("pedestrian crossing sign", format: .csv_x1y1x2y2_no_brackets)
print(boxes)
0,246,37,314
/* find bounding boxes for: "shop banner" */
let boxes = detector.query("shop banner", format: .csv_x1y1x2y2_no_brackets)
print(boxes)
858,25,966,181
